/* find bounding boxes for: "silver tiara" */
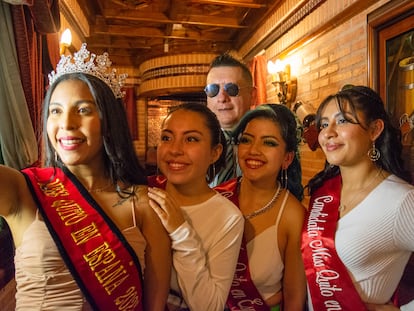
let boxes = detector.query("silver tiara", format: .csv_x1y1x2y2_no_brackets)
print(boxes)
48,43,127,99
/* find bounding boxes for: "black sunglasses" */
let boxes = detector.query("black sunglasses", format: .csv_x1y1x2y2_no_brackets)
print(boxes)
204,83,248,98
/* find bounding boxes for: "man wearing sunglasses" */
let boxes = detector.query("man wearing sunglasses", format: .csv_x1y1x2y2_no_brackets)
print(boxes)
205,53,256,187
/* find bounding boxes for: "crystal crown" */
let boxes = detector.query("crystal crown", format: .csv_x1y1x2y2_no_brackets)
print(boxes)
48,43,127,99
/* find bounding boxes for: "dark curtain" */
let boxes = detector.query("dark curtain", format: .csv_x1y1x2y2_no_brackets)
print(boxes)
0,1,38,168
123,87,138,140
10,0,60,141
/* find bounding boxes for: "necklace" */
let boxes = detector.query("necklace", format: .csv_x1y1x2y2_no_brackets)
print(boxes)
339,168,382,212
243,182,282,220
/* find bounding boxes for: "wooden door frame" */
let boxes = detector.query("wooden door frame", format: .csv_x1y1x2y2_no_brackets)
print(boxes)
367,0,414,103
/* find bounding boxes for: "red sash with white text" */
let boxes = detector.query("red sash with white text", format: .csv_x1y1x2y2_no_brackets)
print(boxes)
22,167,143,311
301,174,367,311
215,179,270,311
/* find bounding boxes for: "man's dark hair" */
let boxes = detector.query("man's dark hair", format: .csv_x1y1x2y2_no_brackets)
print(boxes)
209,53,253,86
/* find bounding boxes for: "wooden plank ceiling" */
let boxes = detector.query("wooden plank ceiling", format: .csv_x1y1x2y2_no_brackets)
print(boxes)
70,0,280,67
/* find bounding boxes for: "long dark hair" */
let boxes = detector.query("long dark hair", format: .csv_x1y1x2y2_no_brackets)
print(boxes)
42,72,147,186
307,85,410,194
233,103,304,201
164,102,227,183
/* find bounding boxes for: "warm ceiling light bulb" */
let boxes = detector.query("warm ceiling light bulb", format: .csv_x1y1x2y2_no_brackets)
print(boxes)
267,60,277,74
274,59,285,72
60,28,72,47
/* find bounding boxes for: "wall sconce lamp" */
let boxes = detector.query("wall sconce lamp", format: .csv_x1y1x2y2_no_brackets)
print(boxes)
60,28,72,55
267,59,297,107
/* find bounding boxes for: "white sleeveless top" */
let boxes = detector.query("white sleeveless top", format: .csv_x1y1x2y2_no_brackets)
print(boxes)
247,190,289,299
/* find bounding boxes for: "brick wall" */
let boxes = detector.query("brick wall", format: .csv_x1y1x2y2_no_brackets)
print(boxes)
259,0,389,203
278,13,370,188
116,0,393,193
135,97,147,163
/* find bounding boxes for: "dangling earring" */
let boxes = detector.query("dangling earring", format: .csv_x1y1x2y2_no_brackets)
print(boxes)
368,141,380,161
233,148,239,177
281,168,288,189
54,151,58,164
206,163,216,182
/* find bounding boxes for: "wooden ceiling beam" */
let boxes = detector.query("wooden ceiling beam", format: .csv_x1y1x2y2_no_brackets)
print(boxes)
102,10,170,22
189,0,266,9
174,14,246,28
64,0,275,67
91,24,232,41
102,9,247,28
86,37,154,49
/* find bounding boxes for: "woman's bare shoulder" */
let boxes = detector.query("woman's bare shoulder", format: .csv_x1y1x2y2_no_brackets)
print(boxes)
286,192,306,213
133,185,154,218
282,192,306,227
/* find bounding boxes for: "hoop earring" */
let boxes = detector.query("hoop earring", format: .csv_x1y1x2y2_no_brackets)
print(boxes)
368,141,380,161
281,168,288,189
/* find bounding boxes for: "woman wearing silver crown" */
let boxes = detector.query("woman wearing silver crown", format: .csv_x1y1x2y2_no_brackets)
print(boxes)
0,44,171,311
